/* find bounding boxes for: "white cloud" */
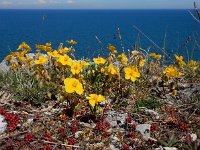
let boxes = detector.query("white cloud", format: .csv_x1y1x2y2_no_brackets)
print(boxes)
66,0,75,4
1,0,13,5
37,0,47,4
37,0,76,5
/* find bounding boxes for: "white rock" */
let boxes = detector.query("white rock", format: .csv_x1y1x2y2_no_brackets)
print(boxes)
104,110,128,128
78,122,95,129
155,146,177,150
27,118,34,124
190,133,197,142
0,115,7,135
100,99,112,105
23,118,34,127
44,112,52,116
109,144,120,150
75,131,84,138
112,136,120,142
140,107,160,119
0,60,9,72
136,124,151,140
163,147,177,150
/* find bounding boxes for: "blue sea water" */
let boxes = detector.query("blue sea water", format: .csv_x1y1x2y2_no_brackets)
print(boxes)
0,9,200,61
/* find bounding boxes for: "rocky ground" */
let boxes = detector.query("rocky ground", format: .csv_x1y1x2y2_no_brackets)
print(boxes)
0,60,200,150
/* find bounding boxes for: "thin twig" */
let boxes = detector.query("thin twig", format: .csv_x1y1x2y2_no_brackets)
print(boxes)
133,25,173,61
42,140,80,148
0,131,28,141
188,108,198,120
188,10,200,24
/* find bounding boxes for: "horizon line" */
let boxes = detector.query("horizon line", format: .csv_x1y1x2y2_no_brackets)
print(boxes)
0,8,194,10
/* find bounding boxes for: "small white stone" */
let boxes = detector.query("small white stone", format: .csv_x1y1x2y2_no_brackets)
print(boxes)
109,144,120,150
100,99,112,105
0,115,7,135
155,146,177,150
136,124,151,140
190,133,197,142
44,112,52,116
163,147,177,150
75,131,84,138
27,118,34,124
112,136,120,142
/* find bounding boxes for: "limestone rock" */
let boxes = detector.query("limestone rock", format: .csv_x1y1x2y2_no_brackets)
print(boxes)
104,110,128,129
136,124,151,140
0,115,7,135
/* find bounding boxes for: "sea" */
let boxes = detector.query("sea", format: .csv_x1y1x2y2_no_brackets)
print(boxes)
0,9,200,61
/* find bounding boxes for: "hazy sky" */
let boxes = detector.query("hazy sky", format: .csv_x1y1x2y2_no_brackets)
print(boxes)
0,0,196,9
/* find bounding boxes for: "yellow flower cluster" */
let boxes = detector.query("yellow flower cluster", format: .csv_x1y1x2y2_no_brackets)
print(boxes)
35,55,48,65
7,40,198,115
64,78,83,95
17,42,31,52
93,57,106,65
57,54,72,66
86,94,105,107
104,63,119,77
124,66,141,82
174,54,186,67
188,60,198,70
36,43,52,52
67,40,77,45
117,53,128,65
149,53,162,60
108,44,118,54
163,66,183,78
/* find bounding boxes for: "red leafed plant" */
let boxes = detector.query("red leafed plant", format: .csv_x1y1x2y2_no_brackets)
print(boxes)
0,107,19,131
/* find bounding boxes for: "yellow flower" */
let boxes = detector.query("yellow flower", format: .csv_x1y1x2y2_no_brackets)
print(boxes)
93,57,106,65
174,54,183,62
58,47,71,54
17,42,31,51
172,90,177,96
47,50,60,58
104,63,119,76
188,60,196,66
35,44,46,51
132,50,139,55
35,43,52,52
70,61,82,75
124,66,140,82
57,54,72,66
135,56,145,67
174,54,186,66
108,44,118,54
21,50,29,56
140,59,145,67
108,55,114,64
117,53,128,65
19,56,26,63
188,60,197,70
25,57,33,65
11,62,18,69
86,94,105,107
35,55,48,65
149,53,162,60
80,61,90,67
10,52,21,58
67,40,77,45
64,78,84,95
45,43,53,52
5,54,13,61
163,66,183,78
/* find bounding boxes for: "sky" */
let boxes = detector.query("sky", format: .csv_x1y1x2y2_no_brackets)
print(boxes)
0,0,196,9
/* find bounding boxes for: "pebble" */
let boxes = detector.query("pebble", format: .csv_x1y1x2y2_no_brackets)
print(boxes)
0,115,7,135
136,124,151,140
